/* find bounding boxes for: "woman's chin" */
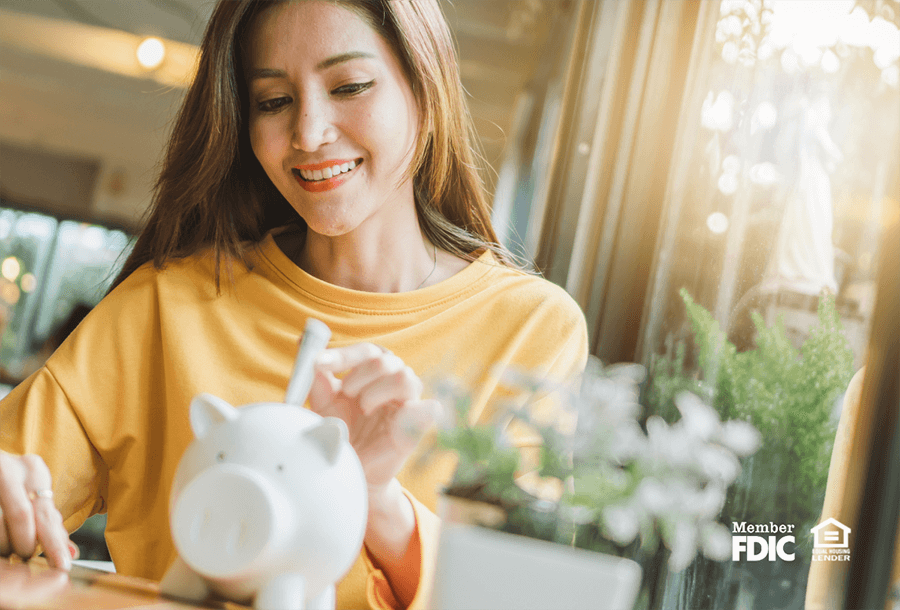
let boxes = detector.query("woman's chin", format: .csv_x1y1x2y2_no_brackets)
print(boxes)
302,216,358,238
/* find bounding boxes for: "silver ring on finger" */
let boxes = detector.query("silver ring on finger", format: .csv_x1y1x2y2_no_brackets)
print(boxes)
28,488,54,501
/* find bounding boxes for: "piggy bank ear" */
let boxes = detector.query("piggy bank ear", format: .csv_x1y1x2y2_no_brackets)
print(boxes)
303,417,348,464
189,393,238,438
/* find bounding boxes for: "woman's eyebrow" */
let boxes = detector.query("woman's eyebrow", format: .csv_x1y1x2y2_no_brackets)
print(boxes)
316,51,375,70
249,68,286,82
248,51,376,83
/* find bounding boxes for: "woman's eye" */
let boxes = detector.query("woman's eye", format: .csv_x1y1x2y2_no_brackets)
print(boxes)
332,81,374,97
257,97,291,113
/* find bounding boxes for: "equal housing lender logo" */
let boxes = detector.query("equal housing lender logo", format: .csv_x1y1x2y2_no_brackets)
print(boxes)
810,518,852,562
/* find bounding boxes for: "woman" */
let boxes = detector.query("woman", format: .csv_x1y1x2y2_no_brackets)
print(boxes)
0,1,587,608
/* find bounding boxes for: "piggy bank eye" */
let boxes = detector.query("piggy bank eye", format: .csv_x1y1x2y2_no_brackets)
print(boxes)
216,451,226,462
276,463,284,472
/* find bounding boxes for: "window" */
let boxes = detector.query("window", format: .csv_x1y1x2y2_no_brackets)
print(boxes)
0,204,134,388
488,0,899,606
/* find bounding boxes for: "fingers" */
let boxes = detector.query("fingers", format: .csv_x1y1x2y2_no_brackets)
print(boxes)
0,452,70,570
315,343,384,374
315,344,424,414
307,369,343,418
0,509,10,556
0,453,38,558
352,366,423,414
392,399,441,450
33,496,71,570
339,351,404,396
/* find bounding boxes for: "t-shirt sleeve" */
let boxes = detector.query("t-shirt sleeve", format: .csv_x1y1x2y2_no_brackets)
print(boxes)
0,264,162,536
363,489,439,610
0,366,107,532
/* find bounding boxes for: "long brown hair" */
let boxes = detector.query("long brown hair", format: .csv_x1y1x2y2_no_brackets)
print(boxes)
110,0,516,292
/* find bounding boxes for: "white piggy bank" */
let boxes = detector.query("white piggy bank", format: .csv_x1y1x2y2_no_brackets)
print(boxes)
160,393,368,610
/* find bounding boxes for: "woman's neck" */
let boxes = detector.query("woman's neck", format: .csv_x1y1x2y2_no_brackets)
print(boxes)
299,222,435,293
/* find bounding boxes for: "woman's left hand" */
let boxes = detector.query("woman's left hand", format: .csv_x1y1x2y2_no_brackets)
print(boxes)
308,343,438,496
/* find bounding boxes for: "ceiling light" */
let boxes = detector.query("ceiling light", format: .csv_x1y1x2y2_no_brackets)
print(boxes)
137,37,165,69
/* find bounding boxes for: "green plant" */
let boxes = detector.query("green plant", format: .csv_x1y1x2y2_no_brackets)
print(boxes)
647,289,855,535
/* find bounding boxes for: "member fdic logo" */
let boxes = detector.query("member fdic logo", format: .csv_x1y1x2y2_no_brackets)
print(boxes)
811,518,851,562
732,522,796,561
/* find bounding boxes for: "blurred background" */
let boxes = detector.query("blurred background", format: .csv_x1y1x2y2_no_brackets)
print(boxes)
1,0,898,605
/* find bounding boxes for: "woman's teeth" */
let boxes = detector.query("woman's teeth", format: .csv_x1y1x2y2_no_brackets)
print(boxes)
297,159,357,181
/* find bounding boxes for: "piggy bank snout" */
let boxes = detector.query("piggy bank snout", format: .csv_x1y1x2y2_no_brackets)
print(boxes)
171,464,294,579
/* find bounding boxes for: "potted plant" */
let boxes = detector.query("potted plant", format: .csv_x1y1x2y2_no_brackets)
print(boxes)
645,289,855,610
424,356,762,610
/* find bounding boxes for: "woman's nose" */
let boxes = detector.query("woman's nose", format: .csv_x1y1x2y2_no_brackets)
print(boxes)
291,98,337,152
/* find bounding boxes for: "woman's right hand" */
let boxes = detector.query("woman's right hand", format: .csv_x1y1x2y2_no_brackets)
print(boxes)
0,451,72,570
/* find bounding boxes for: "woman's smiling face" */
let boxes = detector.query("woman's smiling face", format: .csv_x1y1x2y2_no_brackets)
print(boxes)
246,1,420,237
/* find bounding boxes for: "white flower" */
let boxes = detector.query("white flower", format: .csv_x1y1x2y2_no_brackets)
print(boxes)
720,15,743,38
716,26,728,44
821,49,840,74
645,414,669,442
718,420,762,456
696,444,742,484
700,522,733,561
441,358,764,569
738,48,757,68
722,41,740,64
646,415,694,469
720,0,744,16
605,362,647,384
798,44,823,69
665,478,699,515
603,504,641,545
701,91,735,132
882,65,899,89
667,521,699,572
675,392,722,441
608,420,646,462
692,482,727,520
636,478,672,515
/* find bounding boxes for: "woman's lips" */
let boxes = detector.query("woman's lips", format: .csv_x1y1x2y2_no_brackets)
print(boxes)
292,159,361,193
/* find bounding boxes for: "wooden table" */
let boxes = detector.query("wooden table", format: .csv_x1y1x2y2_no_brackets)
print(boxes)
0,557,249,610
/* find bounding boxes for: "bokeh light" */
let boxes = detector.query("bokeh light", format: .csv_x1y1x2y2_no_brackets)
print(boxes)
1,257,21,282
1,281,21,305
707,212,730,234
137,37,165,69
20,273,37,293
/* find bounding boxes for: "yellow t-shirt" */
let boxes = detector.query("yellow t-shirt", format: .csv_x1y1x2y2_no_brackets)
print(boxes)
0,233,588,609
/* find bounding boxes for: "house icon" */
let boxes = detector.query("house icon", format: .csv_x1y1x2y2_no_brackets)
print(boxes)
811,518,851,548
